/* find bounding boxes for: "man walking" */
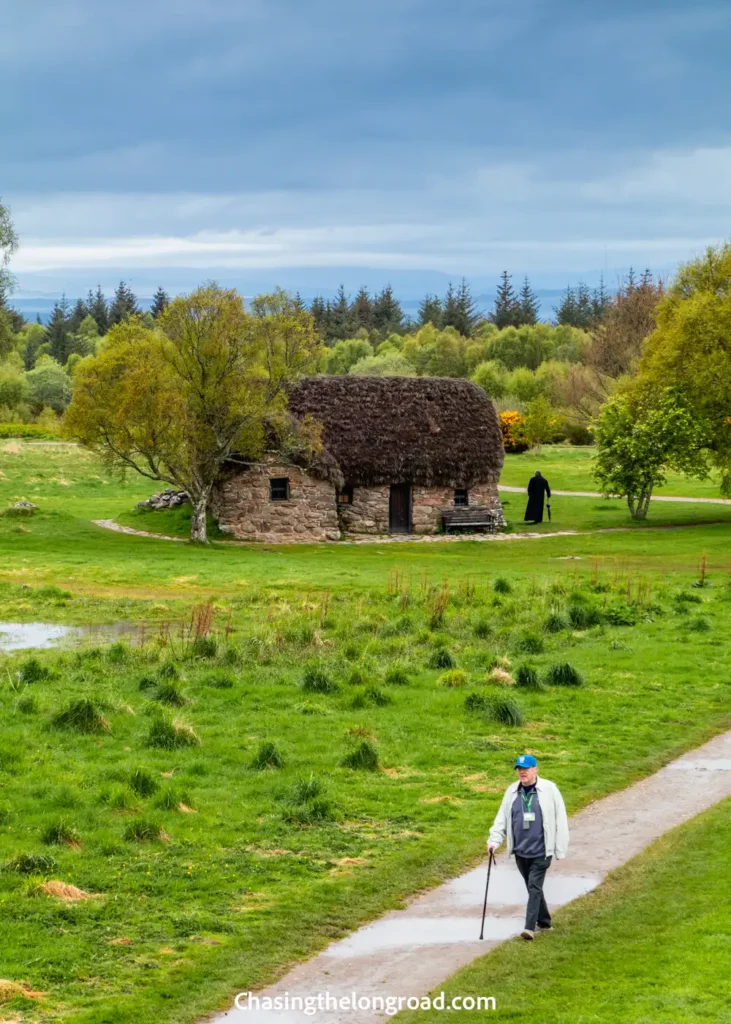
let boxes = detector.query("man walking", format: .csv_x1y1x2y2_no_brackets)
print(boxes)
487,754,569,940
524,470,551,523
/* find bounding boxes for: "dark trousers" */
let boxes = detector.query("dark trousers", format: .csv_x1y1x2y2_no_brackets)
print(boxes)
514,854,552,930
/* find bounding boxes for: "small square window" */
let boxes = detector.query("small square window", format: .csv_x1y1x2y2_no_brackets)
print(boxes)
270,477,290,501
338,486,354,505
454,488,469,507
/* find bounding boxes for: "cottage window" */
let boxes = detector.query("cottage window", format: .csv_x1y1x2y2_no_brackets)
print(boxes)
454,488,469,507
269,477,290,501
337,486,354,505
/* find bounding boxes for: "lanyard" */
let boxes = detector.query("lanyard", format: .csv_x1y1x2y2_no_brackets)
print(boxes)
520,789,535,812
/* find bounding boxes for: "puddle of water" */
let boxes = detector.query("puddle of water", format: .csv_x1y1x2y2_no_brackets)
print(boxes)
439,864,601,908
325,915,525,957
0,621,140,653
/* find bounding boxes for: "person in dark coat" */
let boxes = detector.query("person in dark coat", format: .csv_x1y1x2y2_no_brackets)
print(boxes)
524,471,551,523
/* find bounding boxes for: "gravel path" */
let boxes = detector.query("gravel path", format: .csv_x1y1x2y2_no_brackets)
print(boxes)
499,484,731,504
204,729,731,1024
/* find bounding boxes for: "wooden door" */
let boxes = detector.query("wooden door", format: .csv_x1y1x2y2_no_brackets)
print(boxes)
389,483,412,534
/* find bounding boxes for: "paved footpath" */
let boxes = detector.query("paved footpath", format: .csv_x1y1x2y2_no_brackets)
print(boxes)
204,728,731,1024
499,484,731,504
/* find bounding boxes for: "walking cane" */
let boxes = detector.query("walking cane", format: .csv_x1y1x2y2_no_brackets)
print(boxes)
547,501,552,523
479,851,496,940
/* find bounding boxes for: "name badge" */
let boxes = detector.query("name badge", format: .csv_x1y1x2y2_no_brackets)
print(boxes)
523,812,536,823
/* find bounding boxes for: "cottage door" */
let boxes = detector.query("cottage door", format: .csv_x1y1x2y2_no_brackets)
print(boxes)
389,483,412,534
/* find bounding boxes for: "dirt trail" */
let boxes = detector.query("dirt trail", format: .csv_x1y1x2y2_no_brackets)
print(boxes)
499,484,731,505
204,729,731,1024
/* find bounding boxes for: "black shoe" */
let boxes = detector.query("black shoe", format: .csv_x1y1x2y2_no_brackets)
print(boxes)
536,923,553,931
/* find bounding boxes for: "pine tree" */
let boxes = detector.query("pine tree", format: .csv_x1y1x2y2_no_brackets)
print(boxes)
441,282,460,330
490,271,521,328
309,296,327,336
452,278,479,335
351,287,374,332
517,277,539,326
45,295,71,363
329,285,352,340
554,285,577,326
88,286,109,335
417,293,442,328
291,292,305,312
108,281,140,326
151,287,170,318
67,297,89,333
372,285,403,335
591,275,610,323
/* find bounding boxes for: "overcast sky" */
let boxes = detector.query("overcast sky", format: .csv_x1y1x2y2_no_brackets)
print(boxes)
3,0,731,296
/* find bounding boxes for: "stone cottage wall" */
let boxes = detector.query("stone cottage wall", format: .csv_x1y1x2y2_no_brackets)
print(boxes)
338,477,505,535
212,463,340,543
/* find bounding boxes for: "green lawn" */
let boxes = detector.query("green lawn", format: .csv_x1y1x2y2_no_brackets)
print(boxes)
501,446,728,499
398,797,731,1024
1,441,731,1023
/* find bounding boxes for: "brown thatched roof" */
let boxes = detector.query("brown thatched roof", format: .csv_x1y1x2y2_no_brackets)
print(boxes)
288,376,504,488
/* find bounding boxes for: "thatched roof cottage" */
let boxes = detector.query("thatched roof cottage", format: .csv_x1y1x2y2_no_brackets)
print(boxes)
211,376,505,543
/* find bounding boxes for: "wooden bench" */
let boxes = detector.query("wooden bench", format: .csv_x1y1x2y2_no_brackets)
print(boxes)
442,506,498,534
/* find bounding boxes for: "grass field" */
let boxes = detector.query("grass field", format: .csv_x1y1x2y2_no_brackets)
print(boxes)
1,440,730,1023
501,446,727,499
398,798,731,1024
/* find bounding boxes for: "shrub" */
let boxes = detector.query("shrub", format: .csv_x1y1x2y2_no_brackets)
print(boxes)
384,664,410,686
18,657,51,684
499,410,529,454
545,662,584,687
473,618,493,639
129,767,160,797
493,577,512,595
439,669,469,688
41,821,81,846
340,740,379,770
515,665,543,689
204,671,235,689
427,648,455,669
124,819,165,842
250,741,285,770
567,603,601,629
513,632,544,654
4,852,58,874
146,714,200,749
543,612,568,634
485,695,525,727
52,698,108,733
301,663,338,693
604,605,638,626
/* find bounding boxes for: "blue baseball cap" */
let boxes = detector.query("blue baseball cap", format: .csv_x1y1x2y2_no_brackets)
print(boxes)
514,754,537,769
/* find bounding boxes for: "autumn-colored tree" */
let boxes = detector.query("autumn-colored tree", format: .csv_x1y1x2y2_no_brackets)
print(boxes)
499,410,529,453
65,285,322,542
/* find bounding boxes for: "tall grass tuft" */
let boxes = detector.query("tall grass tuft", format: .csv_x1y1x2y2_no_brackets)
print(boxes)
427,648,455,669
41,820,81,846
384,664,410,686
568,603,601,629
123,819,165,842
493,577,512,594
129,767,160,797
52,698,108,734
543,612,568,634
439,669,469,688
473,618,493,639
158,661,180,680
484,694,525,727
513,632,544,654
204,670,235,689
545,662,584,687
151,682,188,706
301,663,338,693
464,692,489,711
19,657,51,684
515,665,543,690
146,713,200,749
340,740,379,770
250,741,285,770
4,852,58,874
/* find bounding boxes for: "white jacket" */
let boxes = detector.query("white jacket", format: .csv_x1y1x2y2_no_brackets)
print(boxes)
488,776,569,859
